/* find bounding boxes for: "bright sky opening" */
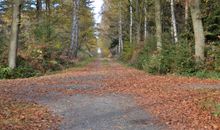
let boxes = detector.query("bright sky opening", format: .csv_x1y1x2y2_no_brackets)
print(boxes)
91,0,103,24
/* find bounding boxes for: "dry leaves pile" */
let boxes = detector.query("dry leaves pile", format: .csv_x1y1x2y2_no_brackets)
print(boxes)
0,97,59,130
0,59,220,129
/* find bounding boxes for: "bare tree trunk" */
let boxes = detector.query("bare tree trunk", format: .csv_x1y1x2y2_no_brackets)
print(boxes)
8,0,22,69
118,0,123,54
170,0,178,43
129,0,133,44
155,0,162,51
190,0,205,62
144,3,148,42
136,0,140,44
185,0,189,25
36,0,42,19
46,0,50,12
69,0,80,58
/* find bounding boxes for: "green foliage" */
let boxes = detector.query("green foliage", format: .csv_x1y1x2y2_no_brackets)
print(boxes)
202,0,220,42
34,21,55,42
0,0,96,79
193,71,220,79
120,41,133,62
200,98,220,117
143,54,162,74
132,38,196,75
214,47,220,72
0,66,39,79
130,36,157,70
213,104,220,117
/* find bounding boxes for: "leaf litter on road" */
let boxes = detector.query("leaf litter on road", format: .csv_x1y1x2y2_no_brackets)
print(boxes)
0,59,220,129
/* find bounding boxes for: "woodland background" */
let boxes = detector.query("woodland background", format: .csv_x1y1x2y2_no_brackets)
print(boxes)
0,0,97,79
0,0,220,79
99,0,220,79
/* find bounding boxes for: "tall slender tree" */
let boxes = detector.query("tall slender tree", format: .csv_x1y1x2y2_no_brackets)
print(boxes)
185,0,189,25
155,0,162,50
69,0,80,58
170,0,178,43
118,0,123,54
45,0,50,12
36,0,42,19
129,0,133,44
8,0,22,69
136,0,140,44
144,1,148,42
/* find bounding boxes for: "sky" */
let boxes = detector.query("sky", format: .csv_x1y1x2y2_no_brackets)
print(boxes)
91,0,104,24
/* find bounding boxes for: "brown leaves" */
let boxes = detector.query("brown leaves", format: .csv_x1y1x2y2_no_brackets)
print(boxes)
83,62,220,129
0,97,60,130
0,60,220,129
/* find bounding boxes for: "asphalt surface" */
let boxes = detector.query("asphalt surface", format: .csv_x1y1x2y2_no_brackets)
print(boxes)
11,59,167,130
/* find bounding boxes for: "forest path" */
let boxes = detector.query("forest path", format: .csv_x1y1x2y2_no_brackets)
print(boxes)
33,59,166,130
1,58,220,129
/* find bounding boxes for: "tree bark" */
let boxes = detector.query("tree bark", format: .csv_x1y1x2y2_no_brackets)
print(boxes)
118,0,123,54
185,0,189,25
170,0,178,43
8,0,22,69
144,3,148,42
136,0,140,44
155,0,162,51
190,0,205,62
46,0,50,12
129,0,133,44
69,0,80,58
36,0,42,18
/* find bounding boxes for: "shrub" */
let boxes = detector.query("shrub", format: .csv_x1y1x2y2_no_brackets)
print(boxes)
120,41,133,62
0,65,40,79
143,54,162,74
172,42,196,74
131,36,157,70
131,37,197,75
0,67,12,79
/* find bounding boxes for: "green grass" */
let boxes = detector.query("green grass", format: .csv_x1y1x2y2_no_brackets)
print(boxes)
73,57,95,68
200,98,220,117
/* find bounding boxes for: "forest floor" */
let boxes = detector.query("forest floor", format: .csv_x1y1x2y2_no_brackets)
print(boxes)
1,58,220,130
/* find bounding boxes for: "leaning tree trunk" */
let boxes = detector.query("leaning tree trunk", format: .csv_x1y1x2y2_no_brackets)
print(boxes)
129,0,133,44
170,0,178,43
155,0,162,51
8,0,22,69
190,0,205,62
69,0,80,58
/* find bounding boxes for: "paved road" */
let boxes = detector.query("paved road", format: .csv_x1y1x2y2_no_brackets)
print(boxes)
9,59,167,130
46,94,165,130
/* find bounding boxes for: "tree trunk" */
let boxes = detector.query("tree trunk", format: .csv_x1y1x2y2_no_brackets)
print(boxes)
8,0,22,69
155,0,162,50
185,0,189,25
46,0,50,12
118,0,123,54
129,0,133,44
136,0,140,44
69,0,80,58
170,0,178,43
36,0,42,19
144,3,148,42
190,0,205,62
